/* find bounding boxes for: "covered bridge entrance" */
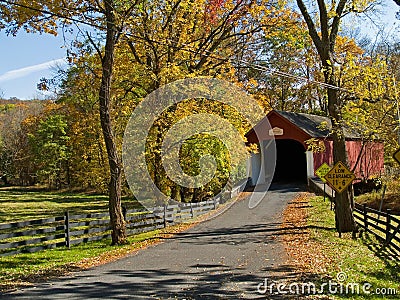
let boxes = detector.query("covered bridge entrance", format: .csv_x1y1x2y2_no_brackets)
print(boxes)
246,110,384,186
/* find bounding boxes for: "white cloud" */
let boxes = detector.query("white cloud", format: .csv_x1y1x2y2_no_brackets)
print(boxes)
0,58,66,83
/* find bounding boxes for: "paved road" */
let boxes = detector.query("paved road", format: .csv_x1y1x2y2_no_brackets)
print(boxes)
3,184,304,299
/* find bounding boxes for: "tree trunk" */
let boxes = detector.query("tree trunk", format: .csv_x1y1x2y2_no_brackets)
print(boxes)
171,184,181,202
296,0,356,235
326,77,356,234
99,0,126,245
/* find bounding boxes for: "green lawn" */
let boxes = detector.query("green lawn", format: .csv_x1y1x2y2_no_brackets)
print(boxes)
0,187,213,292
308,196,400,299
0,188,139,223
0,188,154,291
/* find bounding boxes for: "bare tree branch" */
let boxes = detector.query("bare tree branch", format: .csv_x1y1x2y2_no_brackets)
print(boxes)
296,0,323,54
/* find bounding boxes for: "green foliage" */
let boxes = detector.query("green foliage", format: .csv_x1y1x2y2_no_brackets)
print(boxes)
28,114,70,189
142,98,251,202
179,133,231,199
0,104,15,112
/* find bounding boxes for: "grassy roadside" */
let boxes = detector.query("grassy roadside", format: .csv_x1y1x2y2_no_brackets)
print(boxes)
282,194,400,299
0,189,178,292
0,230,156,292
0,188,144,292
0,223,195,293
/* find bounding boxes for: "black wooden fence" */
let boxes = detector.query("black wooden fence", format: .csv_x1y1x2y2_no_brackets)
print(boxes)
0,184,245,257
354,203,400,256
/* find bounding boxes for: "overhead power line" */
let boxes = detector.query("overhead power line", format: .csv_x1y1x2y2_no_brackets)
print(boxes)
0,0,362,94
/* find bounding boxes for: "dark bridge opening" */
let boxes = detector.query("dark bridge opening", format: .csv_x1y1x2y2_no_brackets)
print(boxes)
272,139,307,183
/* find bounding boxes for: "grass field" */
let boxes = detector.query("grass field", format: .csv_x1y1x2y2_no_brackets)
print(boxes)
308,196,400,299
0,187,139,223
0,187,154,291
0,187,221,292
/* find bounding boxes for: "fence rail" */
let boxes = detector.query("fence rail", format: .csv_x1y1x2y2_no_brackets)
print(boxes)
0,186,242,257
309,177,400,258
354,203,400,256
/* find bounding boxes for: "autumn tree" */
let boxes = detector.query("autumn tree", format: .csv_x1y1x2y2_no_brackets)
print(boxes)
0,0,133,244
242,10,321,112
295,0,376,234
343,38,400,167
56,63,110,192
2,0,283,243
0,100,45,185
118,0,294,199
95,0,129,244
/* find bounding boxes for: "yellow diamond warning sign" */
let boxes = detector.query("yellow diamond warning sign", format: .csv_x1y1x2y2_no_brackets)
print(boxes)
315,163,331,183
393,148,400,166
324,161,355,193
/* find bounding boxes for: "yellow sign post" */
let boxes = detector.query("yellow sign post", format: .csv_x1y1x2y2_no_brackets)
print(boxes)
393,148,400,166
315,163,331,202
324,161,355,194
315,163,331,183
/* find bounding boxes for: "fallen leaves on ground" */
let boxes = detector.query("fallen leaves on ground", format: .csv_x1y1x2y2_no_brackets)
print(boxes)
281,193,334,299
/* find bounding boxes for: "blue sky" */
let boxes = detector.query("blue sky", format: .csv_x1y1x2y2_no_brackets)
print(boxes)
0,30,68,99
0,1,399,100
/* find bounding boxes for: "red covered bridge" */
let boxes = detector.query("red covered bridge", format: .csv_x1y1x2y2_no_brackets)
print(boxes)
246,110,384,185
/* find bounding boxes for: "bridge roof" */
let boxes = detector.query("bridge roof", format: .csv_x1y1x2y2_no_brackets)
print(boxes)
273,110,361,139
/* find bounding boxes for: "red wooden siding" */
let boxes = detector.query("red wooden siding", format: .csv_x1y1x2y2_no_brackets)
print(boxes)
313,140,384,179
313,140,334,169
246,110,385,180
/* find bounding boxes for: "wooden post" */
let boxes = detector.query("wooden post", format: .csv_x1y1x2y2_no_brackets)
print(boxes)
64,211,70,249
378,185,387,212
213,197,217,210
363,204,368,231
385,224,400,246
176,205,181,222
386,209,392,243
171,205,175,225
190,202,194,218
163,203,167,228
376,185,387,224
122,204,127,222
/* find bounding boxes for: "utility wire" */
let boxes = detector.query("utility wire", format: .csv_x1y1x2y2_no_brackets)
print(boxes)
0,0,370,94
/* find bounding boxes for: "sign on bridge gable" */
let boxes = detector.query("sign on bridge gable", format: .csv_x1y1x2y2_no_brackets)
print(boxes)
324,161,355,193
315,163,331,183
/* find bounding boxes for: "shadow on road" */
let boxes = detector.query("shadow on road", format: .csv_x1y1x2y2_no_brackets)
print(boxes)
2,183,325,299
2,221,334,299
3,265,310,299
